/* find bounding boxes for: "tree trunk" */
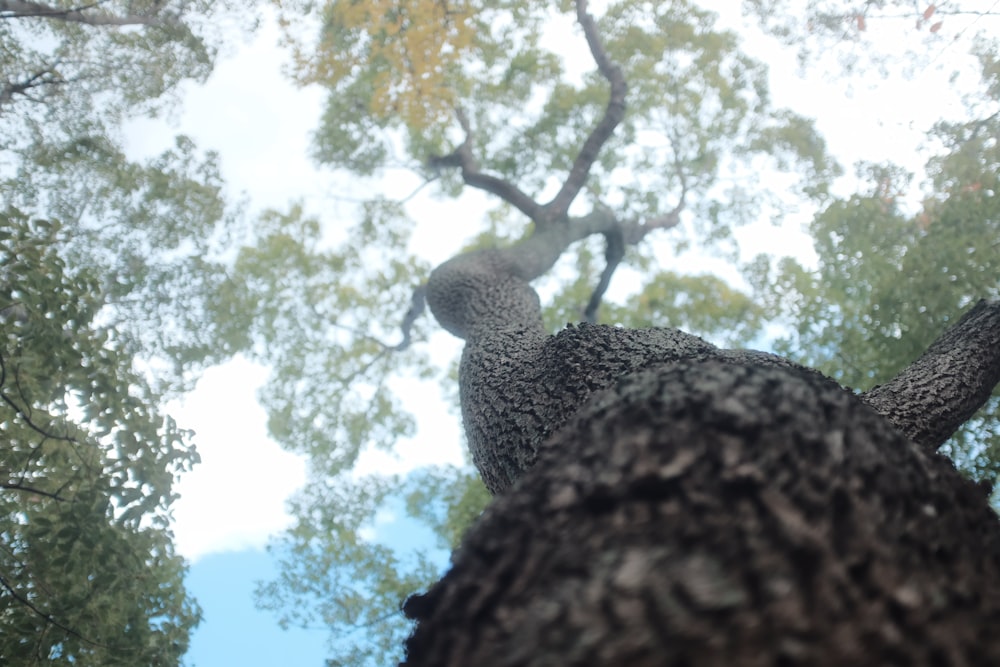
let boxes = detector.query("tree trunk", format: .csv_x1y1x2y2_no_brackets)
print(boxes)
405,234,1000,665
403,360,1000,666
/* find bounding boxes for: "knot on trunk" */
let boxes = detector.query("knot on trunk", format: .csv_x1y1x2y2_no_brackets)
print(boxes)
426,249,544,340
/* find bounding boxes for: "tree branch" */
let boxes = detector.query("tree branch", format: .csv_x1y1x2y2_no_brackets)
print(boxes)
427,108,543,221
1,481,67,502
861,298,1000,452
0,572,108,649
0,67,65,109
0,351,78,445
427,0,627,228
395,283,426,351
578,191,685,323
0,0,165,26
538,0,627,223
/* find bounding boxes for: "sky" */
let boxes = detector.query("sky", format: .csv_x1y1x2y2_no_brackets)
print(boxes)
120,5,990,666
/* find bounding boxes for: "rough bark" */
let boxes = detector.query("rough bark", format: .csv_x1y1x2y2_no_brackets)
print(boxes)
427,238,1000,497
403,361,1000,666
458,320,818,495
861,298,1000,452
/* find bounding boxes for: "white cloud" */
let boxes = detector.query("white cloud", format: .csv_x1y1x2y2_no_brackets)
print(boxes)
121,14,323,563
169,357,306,562
124,12,329,219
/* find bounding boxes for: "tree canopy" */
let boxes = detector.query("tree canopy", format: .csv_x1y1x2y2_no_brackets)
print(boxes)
1,1,253,662
0,208,199,664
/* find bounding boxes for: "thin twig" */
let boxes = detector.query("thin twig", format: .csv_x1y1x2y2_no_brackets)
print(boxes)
0,572,108,649
0,351,77,445
1,482,66,502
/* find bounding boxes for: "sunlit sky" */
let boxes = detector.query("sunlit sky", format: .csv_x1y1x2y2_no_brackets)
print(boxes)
122,5,986,664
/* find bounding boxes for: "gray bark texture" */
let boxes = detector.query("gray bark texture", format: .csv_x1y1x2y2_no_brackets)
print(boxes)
405,235,1000,665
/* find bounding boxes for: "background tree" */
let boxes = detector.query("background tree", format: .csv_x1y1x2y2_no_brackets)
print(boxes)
743,0,999,73
2,0,256,385
1,1,255,662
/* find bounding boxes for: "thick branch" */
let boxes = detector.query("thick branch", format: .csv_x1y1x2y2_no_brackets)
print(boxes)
427,0,626,228
427,108,543,221
538,0,627,223
425,204,689,339
861,298,1000,452
0,0,162,25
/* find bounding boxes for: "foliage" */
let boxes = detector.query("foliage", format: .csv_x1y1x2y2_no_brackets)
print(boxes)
0,209,200,665
287,0,476,127
746,54,1000,488
1,0,250,134
233,200,446,664
256,473,444,667
278,0,838,208
1,2,255,663
6,133,248,391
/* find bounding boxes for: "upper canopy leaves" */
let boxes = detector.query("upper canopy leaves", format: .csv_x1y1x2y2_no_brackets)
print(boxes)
279,0,838,227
